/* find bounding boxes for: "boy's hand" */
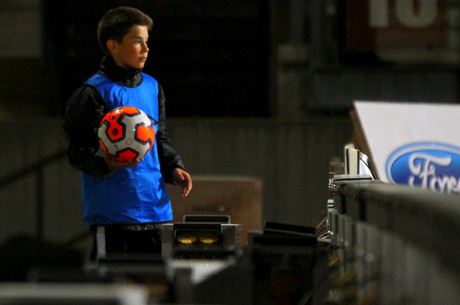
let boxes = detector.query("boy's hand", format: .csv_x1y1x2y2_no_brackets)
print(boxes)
172,168,192,197
104,155,143,171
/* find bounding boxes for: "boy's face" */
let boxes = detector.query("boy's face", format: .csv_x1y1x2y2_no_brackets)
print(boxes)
108,25,149,70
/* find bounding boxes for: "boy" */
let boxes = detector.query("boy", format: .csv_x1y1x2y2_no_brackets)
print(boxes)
63,6,192,260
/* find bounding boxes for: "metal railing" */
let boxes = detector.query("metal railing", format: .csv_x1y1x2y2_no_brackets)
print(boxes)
327,180,460,305
0,149,87,245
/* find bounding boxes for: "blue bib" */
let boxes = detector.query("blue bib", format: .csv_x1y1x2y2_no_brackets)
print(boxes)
82,73,172,227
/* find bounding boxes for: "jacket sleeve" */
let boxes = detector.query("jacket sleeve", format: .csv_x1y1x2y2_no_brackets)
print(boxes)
62,85,112,179
156,84,186,183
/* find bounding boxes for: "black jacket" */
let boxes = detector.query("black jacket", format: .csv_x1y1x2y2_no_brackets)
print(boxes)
62,56,185,182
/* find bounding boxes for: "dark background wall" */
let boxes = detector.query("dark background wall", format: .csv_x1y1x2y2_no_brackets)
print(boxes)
0,0,459,252
42,0,271,117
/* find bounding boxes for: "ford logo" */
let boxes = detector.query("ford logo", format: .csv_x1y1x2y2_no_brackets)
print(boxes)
386,142,460,194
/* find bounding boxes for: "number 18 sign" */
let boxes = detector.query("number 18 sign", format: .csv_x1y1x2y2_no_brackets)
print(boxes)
347,0,448,50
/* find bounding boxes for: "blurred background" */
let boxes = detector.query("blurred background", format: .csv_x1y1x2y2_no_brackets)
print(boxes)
1,0,459,254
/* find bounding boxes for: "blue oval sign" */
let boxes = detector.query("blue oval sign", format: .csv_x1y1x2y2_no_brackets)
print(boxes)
386,142,460,194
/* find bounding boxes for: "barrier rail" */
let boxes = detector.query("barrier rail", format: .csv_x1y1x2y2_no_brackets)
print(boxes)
0,150,66,242
328,180,460,305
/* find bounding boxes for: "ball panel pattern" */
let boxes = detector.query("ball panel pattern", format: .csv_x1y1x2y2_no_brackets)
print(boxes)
97,106,155,162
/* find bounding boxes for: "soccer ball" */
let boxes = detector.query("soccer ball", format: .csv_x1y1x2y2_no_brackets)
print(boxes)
98,106,155,162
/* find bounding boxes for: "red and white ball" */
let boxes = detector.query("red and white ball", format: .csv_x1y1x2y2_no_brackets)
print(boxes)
98,106,155,162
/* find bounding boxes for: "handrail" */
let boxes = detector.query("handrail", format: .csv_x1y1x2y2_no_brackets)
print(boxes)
0,149,67,243
0,150,67,188
0,149,93,249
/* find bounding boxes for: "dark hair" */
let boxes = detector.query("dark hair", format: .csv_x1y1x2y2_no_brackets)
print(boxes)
97,6,153,55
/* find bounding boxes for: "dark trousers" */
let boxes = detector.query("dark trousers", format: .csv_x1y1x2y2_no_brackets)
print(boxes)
91,223,167,261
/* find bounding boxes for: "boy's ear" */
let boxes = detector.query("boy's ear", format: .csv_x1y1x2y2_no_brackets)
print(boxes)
106,39,118,54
